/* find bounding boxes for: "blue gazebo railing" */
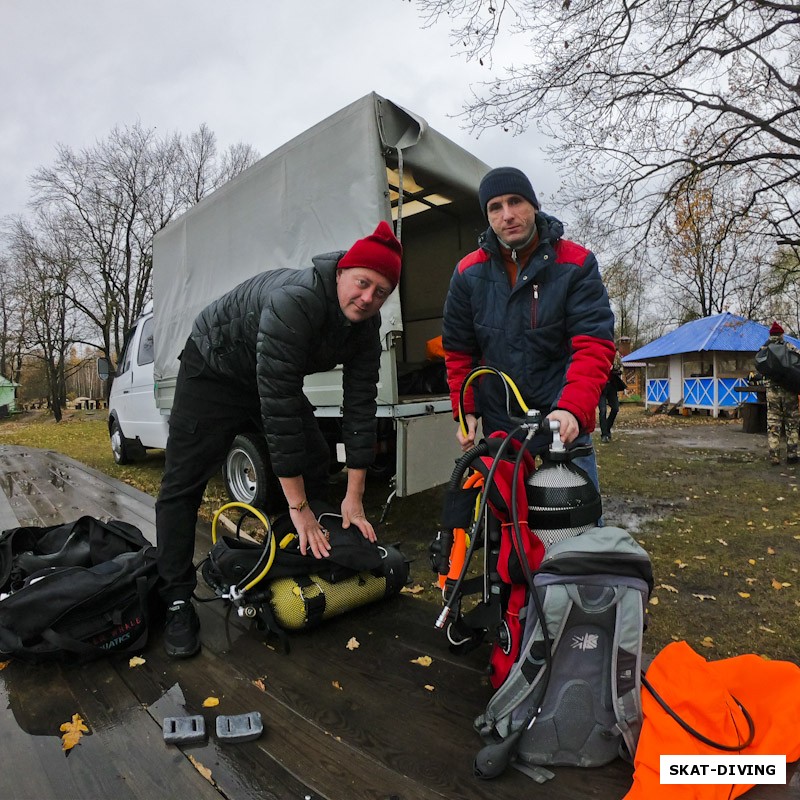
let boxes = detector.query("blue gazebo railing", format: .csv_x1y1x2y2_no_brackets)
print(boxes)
645,377,757,411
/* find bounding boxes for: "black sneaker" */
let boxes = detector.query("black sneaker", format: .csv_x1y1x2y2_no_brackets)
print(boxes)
164,600,200,658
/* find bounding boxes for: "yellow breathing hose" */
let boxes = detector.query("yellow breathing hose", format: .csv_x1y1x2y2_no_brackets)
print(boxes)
211,501,277,593
458,367,529,439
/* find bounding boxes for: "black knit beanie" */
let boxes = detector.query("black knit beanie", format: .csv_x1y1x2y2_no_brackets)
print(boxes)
478,167,540,216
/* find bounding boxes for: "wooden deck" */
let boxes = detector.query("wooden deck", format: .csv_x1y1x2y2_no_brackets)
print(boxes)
1,444,798,800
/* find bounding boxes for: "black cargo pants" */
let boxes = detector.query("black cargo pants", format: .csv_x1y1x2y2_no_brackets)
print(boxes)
155,338,330,605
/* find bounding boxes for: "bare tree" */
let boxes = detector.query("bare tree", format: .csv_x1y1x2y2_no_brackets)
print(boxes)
29,122,259,367
6,214,85,421
414,1,800,251
766,246,800,332
178,123,259,205
0,254,24,381
652,172,778,320
31,123,178,362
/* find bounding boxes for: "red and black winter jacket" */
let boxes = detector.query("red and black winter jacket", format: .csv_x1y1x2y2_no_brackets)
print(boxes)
442,213,614,434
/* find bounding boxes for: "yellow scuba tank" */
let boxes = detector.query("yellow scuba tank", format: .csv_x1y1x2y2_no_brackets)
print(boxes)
202,501,409,638
266,548,407,630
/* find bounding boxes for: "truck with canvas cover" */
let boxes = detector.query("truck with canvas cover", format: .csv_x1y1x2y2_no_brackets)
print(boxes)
102,92,490,509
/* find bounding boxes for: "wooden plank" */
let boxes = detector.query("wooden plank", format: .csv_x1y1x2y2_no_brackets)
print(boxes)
0,658,220,800
1,445,799,800
0,446,157,542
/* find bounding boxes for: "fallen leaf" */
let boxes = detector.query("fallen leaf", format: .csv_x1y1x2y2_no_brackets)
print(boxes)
759,626,776,634
332,680,343,690
129,656,146,668
738,592,751,598
693,555,707,560
649,596,659,605
692,593,716,601
748,559,757,565
771,579,784,590
251,678,266,692
400,584,425,595
716,538,728,546
60,713,89,752
746,577,757,585
188,755,215,785
767,547,776,555
424,685,435,692
700,636,714,648
202,696,220,707
411,655,433,667
346,637,360,650
658,584,679,593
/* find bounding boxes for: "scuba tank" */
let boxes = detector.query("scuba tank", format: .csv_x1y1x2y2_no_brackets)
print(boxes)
201,501,409,647
525,442,602,549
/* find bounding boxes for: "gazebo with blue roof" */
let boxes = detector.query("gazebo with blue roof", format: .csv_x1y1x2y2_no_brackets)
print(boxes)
622,312,800,417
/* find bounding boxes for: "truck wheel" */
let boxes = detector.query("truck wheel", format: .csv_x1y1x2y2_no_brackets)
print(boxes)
223,434,284,513
110,418,132,465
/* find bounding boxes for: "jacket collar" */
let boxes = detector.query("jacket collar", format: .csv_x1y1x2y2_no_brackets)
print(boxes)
479,211,564,272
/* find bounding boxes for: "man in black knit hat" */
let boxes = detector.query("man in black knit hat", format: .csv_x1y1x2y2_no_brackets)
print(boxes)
442,166,615,497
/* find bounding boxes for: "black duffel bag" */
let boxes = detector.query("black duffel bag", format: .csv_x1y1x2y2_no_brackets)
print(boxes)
755,341,800,394
0,516,160,663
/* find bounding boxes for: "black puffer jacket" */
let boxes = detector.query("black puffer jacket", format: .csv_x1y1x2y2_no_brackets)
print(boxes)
190,254,381,477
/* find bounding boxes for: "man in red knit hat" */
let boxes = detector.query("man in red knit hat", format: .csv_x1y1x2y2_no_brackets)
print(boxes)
156,221,402,657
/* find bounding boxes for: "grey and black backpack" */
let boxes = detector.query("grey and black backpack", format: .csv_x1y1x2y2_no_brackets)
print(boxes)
473,524,653,782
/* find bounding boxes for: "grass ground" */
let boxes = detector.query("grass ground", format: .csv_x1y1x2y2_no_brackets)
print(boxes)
2,403,798,664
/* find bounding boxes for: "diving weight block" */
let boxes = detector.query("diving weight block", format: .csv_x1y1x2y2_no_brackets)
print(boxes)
163,714,207,745
216,711,263,743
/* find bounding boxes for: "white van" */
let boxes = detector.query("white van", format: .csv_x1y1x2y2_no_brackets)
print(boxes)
98,301,169,465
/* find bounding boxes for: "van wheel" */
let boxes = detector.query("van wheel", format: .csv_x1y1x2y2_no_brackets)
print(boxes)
110,419,132,465
223,434,284,514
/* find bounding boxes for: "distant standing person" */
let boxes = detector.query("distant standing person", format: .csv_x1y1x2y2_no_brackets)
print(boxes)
763,321,799,466
598,347,625,443
155,221,403,658
442,166,615,493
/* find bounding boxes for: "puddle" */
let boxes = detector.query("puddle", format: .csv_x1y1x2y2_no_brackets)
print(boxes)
1,661,92,739
602,497,678,533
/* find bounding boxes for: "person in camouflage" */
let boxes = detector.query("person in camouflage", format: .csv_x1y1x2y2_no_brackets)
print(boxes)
763,321,799,466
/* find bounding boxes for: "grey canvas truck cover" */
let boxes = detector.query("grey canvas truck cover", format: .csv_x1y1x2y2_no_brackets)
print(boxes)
151,92,490,497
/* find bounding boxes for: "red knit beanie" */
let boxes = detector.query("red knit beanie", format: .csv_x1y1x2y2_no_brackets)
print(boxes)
337,221,403,288
769,321,784,336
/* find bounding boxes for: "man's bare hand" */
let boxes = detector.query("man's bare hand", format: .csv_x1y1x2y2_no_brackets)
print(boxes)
546,409,580,444
457,413,479,451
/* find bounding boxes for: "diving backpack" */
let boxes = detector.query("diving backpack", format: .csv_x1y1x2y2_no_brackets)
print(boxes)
755,339,800,393
473,525,653,781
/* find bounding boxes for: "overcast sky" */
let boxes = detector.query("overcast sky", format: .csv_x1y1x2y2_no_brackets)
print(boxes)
0,0,559,226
